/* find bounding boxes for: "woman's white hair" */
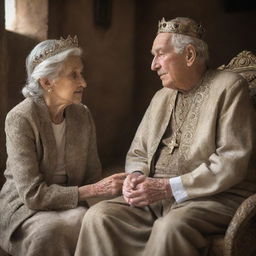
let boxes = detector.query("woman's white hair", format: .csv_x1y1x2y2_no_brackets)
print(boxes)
22,39,82,98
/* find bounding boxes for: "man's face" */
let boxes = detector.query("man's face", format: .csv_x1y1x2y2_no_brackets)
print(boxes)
151,33,187,90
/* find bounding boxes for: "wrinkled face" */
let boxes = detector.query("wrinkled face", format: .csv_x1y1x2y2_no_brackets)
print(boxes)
151,33,187,90
50,55,86,105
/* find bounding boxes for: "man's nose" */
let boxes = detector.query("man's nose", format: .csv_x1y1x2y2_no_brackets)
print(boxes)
151,57,160,71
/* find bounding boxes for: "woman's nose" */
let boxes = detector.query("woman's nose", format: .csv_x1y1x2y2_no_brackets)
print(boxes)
80,75,87,88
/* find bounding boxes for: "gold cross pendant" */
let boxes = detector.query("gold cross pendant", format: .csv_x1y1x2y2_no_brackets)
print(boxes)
167,137,179,154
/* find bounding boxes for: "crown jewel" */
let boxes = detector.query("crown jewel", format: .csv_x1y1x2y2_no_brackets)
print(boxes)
158,18,205,39
32,35,79,69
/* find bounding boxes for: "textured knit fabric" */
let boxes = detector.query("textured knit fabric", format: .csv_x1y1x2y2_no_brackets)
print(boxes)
0,97,101,253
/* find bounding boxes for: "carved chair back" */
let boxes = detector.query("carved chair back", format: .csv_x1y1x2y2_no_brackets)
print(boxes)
208,50,256,256
218,51,256,106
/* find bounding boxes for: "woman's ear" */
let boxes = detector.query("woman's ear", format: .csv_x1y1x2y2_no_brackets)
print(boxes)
185,44,197,67
38,78,52,92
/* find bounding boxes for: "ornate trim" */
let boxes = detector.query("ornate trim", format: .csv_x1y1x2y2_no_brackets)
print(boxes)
177,70,214,173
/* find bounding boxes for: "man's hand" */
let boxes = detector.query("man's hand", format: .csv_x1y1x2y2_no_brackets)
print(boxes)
123,174,172,207
122,172,146,203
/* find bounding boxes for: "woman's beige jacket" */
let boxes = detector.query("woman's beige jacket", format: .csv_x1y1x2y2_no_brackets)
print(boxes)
0,97,101,251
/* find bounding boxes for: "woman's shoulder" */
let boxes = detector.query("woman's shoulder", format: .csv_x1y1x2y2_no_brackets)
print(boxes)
4,98,39,134
6,98,35,120
66,103,94,128
67,103,91,116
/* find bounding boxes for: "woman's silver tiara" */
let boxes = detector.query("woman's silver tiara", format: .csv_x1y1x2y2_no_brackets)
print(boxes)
32,35,79,69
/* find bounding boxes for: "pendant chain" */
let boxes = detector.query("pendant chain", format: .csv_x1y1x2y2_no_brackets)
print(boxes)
166,70,208,154
167,92,194,154
173,93,192,136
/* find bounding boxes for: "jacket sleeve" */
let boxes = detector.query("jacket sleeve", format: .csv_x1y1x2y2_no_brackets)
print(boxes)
82,107,102,184
181,77,256,198
5,111,79,211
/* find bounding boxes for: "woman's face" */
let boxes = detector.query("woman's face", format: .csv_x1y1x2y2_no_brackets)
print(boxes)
50,55,86,105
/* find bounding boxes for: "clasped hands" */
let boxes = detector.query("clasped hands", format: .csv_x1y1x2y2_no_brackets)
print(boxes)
122,172,173,207
80,172,172,206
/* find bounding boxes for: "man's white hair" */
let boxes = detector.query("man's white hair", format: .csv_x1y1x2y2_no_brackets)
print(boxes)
165,17,209,64
171,33,209,64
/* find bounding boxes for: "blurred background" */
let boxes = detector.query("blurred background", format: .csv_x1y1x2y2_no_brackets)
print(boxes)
0,0,256,186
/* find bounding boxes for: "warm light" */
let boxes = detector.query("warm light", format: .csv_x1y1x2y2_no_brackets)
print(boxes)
5,0,16,31
4,0,48,41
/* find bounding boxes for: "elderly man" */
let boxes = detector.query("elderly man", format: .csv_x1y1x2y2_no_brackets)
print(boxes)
75,17,256,256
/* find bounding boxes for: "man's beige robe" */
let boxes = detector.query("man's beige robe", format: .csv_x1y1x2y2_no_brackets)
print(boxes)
75,69,256,256
126,69,256,200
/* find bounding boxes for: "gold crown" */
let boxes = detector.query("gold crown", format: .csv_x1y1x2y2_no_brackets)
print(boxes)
158,18,205,39
32,35,79,69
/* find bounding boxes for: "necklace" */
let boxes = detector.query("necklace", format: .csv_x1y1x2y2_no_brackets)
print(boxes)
167,134,179,154
166,70,209,154
167,92,194,154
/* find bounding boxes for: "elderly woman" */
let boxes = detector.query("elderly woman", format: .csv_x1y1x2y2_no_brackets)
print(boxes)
0,36,126,256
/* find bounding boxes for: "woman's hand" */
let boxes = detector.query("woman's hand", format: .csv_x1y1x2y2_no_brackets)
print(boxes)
79,173,127,200
92,173,128,197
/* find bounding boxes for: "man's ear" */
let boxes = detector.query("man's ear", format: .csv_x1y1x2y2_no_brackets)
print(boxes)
185,44,197,67
38,78,52,91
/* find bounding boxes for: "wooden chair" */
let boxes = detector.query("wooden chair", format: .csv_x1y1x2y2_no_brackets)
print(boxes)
208,50,256,256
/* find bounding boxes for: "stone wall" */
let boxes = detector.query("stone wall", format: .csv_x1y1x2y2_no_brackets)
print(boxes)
48,0,136,167
1,0,256,182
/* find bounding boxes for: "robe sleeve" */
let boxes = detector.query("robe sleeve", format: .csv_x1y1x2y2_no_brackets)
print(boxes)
181,77,256,199
5,111,79,211
170,176,188,202
125,103,152,175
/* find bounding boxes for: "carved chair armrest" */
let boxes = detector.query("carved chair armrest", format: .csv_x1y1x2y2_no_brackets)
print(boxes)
224,194,256,256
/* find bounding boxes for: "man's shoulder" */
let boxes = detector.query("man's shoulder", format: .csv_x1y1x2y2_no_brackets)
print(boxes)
210,69,248,90
152,87,174,101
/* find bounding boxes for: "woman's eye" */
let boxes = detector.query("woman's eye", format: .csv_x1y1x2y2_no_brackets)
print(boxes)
71,72,77,79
